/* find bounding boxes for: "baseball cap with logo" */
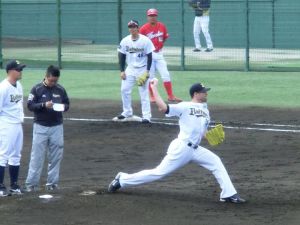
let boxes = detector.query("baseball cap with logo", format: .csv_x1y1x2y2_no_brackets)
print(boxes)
189,83,211,97
6,59,26,73
128,20,139,28
147,8,158,16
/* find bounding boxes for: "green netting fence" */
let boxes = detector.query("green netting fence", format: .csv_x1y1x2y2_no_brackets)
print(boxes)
1,0,299,71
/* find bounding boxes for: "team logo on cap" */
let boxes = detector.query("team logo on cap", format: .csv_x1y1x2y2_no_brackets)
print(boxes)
147,8,158,16
16,60,20,65
128,20,139,27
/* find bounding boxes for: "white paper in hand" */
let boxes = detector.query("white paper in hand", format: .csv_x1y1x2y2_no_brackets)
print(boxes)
53,103,65,112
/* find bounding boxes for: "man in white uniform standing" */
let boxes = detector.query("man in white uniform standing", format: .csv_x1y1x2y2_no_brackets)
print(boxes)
108,79,246,203
0,60,26,196
113,20,155,123
189,0,213,52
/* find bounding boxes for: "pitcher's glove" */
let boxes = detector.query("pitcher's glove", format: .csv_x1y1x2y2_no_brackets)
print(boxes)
137,72,149,86
205,124,225,146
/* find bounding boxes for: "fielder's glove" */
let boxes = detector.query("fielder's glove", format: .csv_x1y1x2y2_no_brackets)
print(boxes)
205,124,225,146
137,71,149,86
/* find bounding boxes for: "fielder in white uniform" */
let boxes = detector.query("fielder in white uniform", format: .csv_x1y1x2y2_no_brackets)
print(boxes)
189,0,213,52
108,79,246,203
0,59,26,196
113,20,155,123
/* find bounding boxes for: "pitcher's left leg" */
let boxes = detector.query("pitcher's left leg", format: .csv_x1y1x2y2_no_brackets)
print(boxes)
192,146,236,198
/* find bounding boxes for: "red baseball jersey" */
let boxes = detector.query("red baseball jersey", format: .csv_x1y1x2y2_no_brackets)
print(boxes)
140,22,169,52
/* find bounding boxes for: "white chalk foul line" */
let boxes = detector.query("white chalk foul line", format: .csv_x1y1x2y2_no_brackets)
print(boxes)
24,116,300,133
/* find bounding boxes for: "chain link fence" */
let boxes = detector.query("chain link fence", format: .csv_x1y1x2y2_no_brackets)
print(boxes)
1,0,299,71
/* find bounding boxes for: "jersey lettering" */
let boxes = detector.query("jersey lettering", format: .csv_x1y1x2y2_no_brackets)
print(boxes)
189,107,208,118
10,94,22,103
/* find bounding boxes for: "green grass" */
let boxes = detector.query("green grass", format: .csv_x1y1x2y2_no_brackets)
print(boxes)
1,69,300,108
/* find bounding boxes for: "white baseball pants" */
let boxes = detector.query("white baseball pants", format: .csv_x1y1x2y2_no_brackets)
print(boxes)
0,122,23,166
118,138,237,198
193,16,213,49
121,66,151,120
149,51,171,82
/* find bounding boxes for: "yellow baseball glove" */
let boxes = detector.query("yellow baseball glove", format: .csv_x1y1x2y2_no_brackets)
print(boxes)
136,72,149,86
205,124,225,146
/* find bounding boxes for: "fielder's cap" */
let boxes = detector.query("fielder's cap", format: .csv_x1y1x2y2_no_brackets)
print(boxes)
147,8,158,16
189,83,211,97
128,20,139,28
6,59,26,73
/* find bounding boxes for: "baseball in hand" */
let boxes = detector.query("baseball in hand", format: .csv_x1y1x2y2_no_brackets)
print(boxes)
150,78,159,86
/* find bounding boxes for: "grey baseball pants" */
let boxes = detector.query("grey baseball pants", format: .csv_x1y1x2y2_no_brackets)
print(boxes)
25,123,64,188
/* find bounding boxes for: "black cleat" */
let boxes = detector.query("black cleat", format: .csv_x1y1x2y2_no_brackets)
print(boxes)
10,184,23,195
108,175,121,193
46,184,58,191
141,119,151,124
205,48,213,52
193,48,201,52
220,194,246,204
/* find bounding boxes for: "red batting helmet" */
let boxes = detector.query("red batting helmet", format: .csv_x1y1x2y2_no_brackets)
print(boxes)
147,8,158,16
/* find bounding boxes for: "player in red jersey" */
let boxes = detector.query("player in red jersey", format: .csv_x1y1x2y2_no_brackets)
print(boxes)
140,8,181,103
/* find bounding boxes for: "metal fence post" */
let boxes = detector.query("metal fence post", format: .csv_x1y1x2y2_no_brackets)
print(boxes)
0,0,3,69
118,0,122,42
272,0,275,48
245,0,250,71
57,0,62,68
180,0,185,71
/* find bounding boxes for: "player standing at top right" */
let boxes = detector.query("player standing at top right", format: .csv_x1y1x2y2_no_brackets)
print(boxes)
189,0,213,52
140,9,181,103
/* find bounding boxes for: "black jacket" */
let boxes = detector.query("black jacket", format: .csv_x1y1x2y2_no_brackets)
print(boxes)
27,80,70,127
190,0,211,17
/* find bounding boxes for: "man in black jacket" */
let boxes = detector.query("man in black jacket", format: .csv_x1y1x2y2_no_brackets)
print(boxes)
189,0,213,52
24,65,69,191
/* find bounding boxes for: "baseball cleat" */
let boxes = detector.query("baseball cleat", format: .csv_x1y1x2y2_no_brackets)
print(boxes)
205,48,213,52
0,184,9,197
112,115,127,122
193,48,201,52
220,194,246,204
112,115,142,122
10,184,23,195
168,96,182,103
45,184,58,191
23,185,37,193
108,173,121,193
141,119,151,124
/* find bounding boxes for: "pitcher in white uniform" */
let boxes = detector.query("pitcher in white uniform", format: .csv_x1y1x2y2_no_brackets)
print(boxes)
108,79,246,203
0,59,26,197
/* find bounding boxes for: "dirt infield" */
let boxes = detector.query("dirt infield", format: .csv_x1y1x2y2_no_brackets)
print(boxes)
1,100,300,225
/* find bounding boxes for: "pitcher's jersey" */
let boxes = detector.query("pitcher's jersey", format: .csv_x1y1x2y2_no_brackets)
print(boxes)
118,34,155,68
0,79,24,123
166,101,210,145
140,22,169,52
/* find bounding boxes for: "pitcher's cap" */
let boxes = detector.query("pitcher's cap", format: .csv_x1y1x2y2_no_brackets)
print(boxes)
189,83,211,97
